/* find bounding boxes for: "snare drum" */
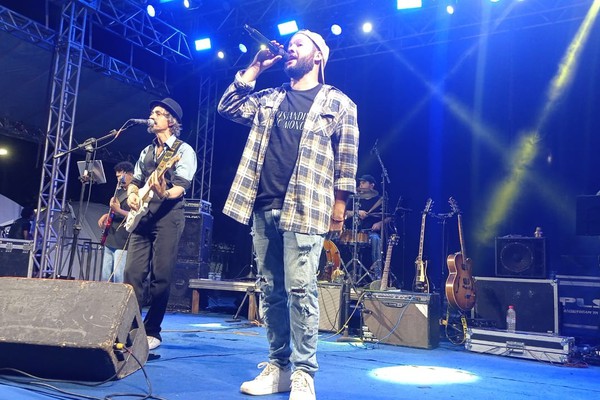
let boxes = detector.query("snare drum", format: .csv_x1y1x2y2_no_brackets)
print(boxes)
339,229,369,245
318,240,342,282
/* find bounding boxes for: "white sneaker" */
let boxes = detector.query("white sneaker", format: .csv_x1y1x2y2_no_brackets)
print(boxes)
289,370,315,400
240,362,292,395
147,336,161,350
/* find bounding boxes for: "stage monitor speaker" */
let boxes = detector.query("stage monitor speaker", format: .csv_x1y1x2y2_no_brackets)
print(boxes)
472,276,558,334
496,237,546,278
318,283,342,332
178,213,213,264
0,277,148,381
361,291,440,349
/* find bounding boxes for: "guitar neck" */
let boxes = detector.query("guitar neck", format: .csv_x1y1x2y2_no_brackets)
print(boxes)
417,213,427,261
380,235,396,291
457,213,467,259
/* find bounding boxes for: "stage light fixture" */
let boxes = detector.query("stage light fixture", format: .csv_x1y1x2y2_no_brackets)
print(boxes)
362,22,373,33
331,24,342,36
446,5,455,15
397,0,422,10
194,38,211,51
146,4,156,17
239,43,248,53
183,0,190,8
217,51,225,59
490,0,501,3
278,20,299,36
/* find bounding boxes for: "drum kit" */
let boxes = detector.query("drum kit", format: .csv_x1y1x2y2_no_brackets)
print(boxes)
319,189,392,286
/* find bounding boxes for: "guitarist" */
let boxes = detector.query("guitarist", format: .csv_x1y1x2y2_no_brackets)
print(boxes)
124,97,197,351
97,161,134,283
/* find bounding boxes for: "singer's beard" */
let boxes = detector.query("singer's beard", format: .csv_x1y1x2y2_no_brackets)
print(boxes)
284,53,315,81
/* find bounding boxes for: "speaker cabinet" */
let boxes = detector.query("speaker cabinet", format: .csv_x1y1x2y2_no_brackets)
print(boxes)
178,213,213,264
168,263,199,311
0,278,148,380
473,276,558,334
318,283,342,332
361,291,440,349
0,239,32,277
496,237,546,278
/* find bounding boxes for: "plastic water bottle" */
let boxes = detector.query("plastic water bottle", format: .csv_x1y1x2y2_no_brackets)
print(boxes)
506,305,516,332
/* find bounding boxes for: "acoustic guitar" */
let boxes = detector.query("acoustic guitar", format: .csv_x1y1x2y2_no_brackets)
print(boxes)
445,197,476,311
413,198,433,293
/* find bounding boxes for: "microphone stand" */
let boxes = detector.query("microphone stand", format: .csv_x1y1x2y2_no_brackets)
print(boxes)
52,124,131,280
372,143,391,278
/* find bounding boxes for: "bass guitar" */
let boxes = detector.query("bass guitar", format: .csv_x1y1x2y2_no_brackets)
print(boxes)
100,175,126,246
413,198,433,293
125,154,181,233
445,197,476,312
370,234,398,291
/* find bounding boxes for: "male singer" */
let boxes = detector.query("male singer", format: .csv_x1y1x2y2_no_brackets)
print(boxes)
218,30,359,400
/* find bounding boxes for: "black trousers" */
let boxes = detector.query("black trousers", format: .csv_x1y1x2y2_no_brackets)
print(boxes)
124,205,185,339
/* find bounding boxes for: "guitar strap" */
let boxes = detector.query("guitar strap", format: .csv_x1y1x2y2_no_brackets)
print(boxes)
156,139,183,172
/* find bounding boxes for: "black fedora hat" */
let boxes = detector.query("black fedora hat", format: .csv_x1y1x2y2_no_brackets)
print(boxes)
150,97,183,123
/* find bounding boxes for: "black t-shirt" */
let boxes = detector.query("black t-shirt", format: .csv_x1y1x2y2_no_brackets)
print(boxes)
345,195,381,231
254,84,322,211
7,217,31,239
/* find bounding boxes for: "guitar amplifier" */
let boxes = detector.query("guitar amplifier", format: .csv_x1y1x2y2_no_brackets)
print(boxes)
318,283,343,332
361,291,440,349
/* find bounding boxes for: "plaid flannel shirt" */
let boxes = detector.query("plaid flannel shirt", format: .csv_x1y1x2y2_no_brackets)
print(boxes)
218,71,359,235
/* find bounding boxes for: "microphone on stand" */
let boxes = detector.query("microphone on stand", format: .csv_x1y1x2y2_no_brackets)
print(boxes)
130,118,155,127
243,24,289,61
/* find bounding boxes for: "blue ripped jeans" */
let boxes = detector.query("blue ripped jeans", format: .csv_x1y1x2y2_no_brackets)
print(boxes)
252,209,324,375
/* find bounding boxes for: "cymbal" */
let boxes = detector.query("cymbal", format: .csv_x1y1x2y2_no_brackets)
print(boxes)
352,189,379,199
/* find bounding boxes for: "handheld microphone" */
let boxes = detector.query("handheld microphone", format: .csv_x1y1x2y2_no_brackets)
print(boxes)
243,24,289,61
130,118,155,127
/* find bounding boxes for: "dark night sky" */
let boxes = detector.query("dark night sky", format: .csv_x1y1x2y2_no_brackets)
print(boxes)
2,1,600,285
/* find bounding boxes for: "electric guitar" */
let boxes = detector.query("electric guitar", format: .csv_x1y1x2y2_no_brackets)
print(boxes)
445,197,476,312
100,175,126,246
413,198,433,293
370,234,398,291
125,154,181,233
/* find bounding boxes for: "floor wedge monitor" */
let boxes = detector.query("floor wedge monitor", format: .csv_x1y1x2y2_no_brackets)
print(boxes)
0,277,148,381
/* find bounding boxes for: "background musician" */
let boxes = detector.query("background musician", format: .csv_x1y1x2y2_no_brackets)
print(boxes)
345,174,384,279
97,161,134,283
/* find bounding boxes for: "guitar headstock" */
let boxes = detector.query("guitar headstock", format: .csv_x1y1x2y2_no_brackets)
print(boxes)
448,197,461,215
423,198,433,214
388,233,399,246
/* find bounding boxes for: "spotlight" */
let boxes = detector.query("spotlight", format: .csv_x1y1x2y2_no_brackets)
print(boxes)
331,24,342,36
238,43,248,53
146,4,156,17
194,38,211,51
217,51,225,59
278,20,299,36
490,0,500,2
183,0,190,8
397,0,422,10
362,22,373,33
446,5,455,15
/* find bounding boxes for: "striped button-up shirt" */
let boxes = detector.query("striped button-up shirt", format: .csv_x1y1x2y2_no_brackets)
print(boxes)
218,71,359,235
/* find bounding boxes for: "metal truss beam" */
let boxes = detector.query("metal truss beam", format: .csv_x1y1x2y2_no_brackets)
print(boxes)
206,0,594,70
82,0,192,63
190,75,217,202
33,0,88,277
0,4,169,95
